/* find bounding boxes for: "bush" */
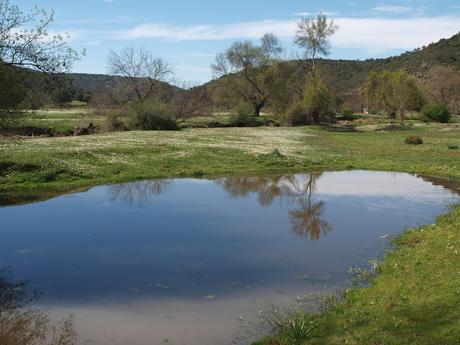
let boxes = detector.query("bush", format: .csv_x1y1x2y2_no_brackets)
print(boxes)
447,143,459,150
303,78,334,124
405,135,423,145
340,106,354,120
132,102,178,131
422,102,451,123
106,112,128,131
229,102,259,127
283,102,311,126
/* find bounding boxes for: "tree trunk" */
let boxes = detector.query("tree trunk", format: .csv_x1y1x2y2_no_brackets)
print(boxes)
254,101,265,117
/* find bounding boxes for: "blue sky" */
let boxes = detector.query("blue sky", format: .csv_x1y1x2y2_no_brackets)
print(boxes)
17,0,460,83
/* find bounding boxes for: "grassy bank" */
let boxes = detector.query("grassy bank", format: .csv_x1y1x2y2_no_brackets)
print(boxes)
1,122,460,343
1,123,459,199
255,204,460,345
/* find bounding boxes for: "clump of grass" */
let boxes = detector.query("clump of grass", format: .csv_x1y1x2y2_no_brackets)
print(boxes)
447,143,459,150
404,135,423,145
266,309,317,344
270,148,284,158
259,294,339,345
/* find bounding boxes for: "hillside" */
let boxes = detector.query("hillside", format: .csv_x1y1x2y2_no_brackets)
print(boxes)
204,32,460,100
19,32,460,107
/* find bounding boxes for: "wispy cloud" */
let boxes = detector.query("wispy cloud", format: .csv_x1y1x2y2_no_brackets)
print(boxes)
106,16,460,54
372,5,413,14
292,11,336,17
115,21,295,41
331,16,459,53
63,15,460,58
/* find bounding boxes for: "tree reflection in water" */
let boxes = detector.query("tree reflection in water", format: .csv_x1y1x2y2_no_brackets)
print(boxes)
0,269,76,345
107,175,331,240
109,180,172,206
218,173,331,240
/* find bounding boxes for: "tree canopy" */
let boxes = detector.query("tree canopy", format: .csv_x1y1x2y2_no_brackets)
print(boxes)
364,70,424,122
211,33,283,116
0,0,79,73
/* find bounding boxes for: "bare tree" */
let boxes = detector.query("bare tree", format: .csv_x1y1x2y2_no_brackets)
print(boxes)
211,33,282,116
107,47,173,103
169,81,211,122
421,65,460,111
0,0,79,73
295,14,338,74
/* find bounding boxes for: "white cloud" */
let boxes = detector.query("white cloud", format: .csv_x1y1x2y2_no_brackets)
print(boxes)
292,11,336,17
372,5,413,14
109,16,460,55
116,20,295,41
332,16,460,53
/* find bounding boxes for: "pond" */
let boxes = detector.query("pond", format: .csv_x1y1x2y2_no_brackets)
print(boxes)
0,171,458,345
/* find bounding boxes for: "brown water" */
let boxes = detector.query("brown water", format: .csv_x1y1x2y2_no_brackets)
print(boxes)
0,171,458,344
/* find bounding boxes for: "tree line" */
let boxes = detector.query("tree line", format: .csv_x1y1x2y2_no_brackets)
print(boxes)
1,0,459,133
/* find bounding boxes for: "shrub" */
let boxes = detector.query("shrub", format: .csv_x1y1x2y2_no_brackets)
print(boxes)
422,102,451,123
447,143,459,150
283,102,311,126
229,102,258,127
132,102,178,131
106,112,128,131
340,106,354,120
405,135,423,145
303,77,334,124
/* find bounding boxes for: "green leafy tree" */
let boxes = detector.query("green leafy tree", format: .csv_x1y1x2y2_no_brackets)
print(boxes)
364,70,423,122
0,1,79,72
295,14,338,74
212,33,282,116
304,76,333,124
0,65,26,120
0,0,79,126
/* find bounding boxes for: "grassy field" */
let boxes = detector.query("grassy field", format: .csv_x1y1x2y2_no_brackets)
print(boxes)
1,120,460,343
1,121,459,199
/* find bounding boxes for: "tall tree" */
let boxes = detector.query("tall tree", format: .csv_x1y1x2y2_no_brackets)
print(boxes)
0,0,78,73
364,70,423,122
107,47,172,103
295,14,338,74
0,0,79,126
211,33,282,116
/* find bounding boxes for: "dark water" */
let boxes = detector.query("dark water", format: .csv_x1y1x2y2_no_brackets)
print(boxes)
0,171,458,345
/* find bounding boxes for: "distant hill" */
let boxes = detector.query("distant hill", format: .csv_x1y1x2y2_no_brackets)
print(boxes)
68,73,180,101
22,32,460,107
203,32,460,103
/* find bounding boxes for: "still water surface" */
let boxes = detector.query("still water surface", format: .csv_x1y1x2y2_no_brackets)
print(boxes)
0,171,458,344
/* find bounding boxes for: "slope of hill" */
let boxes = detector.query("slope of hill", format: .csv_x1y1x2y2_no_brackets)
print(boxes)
203,32,460,101
19,32,460,106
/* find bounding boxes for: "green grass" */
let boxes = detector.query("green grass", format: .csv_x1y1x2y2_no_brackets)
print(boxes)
1,123,459,202
1,122,460,342
19,109,105,134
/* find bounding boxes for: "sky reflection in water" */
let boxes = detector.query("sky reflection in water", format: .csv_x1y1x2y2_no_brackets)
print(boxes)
0,171,458,344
